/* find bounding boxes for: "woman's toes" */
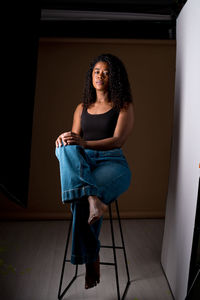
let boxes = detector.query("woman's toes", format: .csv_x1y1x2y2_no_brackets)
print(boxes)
88,214,101,225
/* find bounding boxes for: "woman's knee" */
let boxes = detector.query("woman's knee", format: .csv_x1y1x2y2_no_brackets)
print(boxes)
96,168,131,204
92,163,131,189
55,144,83,158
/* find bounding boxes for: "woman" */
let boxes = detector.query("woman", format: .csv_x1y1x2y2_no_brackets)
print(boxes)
55,53,134,289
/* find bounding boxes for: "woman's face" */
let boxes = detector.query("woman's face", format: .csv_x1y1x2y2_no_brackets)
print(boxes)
92,61,109,91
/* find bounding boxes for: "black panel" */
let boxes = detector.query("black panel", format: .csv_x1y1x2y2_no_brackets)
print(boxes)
1,3,41,207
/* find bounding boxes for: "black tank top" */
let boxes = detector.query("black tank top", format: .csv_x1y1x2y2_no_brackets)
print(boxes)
81,106,119,141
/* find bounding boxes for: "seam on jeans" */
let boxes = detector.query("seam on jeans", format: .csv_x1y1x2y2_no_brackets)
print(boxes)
80,156,83,180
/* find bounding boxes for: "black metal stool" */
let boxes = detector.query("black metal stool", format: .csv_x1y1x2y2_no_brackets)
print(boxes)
58,199,130,300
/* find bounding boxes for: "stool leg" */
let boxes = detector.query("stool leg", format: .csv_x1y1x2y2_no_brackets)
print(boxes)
115,200,130,299
109,204,121,300
58,217,78,300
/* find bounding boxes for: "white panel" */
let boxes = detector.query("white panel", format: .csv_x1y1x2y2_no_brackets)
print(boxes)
161,0,200,299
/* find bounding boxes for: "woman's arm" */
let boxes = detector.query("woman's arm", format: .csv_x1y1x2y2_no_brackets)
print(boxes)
56,102,134,150
71,103,84,135
55,103,83,147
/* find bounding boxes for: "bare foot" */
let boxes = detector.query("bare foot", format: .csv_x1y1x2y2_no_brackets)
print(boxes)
85,255,100,289
88,196,108,225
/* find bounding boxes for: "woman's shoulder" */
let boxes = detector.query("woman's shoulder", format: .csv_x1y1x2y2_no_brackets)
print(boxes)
75,102,84,113
120,102,134,113
73,103,85,119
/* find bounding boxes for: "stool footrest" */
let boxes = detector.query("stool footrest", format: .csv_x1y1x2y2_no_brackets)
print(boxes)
65,259,116,266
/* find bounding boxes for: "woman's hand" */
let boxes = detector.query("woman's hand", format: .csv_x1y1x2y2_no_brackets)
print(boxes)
55,131,86,148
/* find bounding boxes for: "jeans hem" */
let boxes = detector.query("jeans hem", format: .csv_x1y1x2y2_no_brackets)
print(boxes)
62,185,101,202
70,247,100,265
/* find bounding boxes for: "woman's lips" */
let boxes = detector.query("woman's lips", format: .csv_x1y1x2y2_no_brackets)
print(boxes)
96,81,104,85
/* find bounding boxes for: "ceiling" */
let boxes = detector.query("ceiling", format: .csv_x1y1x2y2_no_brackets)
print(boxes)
40,0,188,39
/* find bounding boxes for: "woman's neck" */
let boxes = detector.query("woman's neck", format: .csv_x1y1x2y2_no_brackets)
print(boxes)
96,90,109,103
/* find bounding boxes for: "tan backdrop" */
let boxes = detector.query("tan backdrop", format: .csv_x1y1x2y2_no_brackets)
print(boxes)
0,38,176,220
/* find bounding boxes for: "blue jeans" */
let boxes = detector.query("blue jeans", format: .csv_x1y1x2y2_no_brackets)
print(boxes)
55,145,131,264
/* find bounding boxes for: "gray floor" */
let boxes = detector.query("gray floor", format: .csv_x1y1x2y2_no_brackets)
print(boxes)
0,219,173,300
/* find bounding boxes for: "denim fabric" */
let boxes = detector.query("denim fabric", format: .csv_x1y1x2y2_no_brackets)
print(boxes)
70,198,103,265
55,145,131,264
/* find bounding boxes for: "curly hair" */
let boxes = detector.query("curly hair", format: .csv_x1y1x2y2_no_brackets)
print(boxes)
82,53,133,111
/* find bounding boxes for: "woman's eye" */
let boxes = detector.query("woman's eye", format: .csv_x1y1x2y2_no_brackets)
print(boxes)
94,70,109,76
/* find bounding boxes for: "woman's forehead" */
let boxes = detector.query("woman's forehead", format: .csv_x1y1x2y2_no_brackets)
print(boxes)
93,61,109,70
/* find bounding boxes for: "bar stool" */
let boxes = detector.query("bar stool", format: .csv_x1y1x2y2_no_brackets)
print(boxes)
58,199,130,300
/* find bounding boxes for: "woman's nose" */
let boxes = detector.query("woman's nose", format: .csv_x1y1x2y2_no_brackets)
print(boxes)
98,72,103,78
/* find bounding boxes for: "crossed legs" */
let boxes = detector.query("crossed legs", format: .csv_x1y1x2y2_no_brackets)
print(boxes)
56,145,131,289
